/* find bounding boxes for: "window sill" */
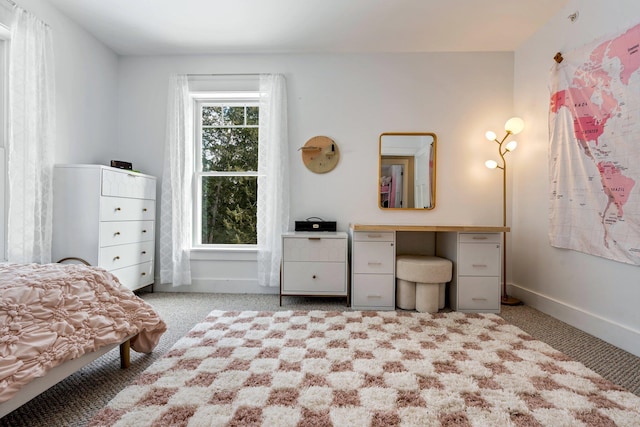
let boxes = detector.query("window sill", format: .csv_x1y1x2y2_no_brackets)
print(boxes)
190,246,257,261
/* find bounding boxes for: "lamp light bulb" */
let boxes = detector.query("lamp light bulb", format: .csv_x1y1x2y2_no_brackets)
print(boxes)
505,140,518,151
485,131,497,141
504,117,524,135
485,160,498,169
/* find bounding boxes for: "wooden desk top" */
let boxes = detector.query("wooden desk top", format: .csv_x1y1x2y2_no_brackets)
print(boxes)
350,224,510,233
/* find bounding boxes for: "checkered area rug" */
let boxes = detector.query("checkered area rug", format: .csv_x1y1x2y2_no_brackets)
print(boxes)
89,310,640,426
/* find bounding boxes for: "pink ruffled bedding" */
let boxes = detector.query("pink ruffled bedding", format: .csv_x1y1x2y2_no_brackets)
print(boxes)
0,263,167,403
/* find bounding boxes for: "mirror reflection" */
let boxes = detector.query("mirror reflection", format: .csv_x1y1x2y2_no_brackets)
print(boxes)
379,132,436,210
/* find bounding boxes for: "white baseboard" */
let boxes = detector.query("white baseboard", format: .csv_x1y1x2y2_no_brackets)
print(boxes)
153,278,279,295
509,284,640,357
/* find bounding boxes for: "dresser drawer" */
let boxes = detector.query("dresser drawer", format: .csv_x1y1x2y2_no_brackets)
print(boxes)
353,231,394,242
100,197,155,221
283,236,346,262
458,242,501,276
111,261,154,291
102,169,156,200
457,276,500,311
282,261,346,294
99,241,155,270
353,241,395,274
352,274,394,308
458,233,501,243
99,221,155,247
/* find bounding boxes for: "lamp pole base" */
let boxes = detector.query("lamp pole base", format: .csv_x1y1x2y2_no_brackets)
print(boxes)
501,295,522,306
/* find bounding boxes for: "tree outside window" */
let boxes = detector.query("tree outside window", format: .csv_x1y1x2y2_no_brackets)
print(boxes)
196,100,259,245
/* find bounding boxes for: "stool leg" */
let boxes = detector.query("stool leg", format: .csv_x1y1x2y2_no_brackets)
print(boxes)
415,283,439,313
396,279,416,310
438,283,445,309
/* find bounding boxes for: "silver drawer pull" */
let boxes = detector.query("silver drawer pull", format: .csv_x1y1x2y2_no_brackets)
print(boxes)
472,236,488,240
472,264,487,268
113,256,120,261
367,294,382,299
114,232,121,236
368,262,382,266
472,298,488,301
367,234,382,238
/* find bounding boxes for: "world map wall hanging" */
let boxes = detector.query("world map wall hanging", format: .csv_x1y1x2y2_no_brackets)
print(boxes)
549,21,640,265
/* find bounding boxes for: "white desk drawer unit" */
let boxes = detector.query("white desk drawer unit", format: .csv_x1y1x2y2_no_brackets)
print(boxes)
350,231,395,310
280,232,348,305
53,165,157,291
437,232,501,313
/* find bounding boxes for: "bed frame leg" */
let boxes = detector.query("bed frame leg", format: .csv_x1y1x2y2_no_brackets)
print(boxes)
120,340,131,369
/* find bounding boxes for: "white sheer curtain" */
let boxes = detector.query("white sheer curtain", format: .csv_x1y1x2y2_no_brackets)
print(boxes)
257,74,289,287
7,7,55,264
160,75,193,286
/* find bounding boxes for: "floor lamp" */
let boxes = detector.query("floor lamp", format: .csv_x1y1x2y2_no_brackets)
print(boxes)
485,117,524,306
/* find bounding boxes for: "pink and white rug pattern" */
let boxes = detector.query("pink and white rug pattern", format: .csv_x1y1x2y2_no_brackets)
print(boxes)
89,310,640,426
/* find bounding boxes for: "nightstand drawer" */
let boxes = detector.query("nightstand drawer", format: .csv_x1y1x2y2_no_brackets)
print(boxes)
283,236,346,262
282,261,347,294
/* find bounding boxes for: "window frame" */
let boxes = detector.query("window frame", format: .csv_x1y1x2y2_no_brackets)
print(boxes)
192,91,260,249
0,24,9,261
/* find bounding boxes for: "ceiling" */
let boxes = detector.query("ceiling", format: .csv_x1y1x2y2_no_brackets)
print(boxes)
44,0,570,56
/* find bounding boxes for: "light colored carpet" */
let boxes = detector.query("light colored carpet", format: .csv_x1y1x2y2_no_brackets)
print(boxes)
89,309,640,426
1,293,639,426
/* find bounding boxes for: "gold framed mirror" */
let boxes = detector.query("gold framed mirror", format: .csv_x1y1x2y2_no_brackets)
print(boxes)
379,132,436,210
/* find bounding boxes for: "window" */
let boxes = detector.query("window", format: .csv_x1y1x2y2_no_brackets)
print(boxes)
194,93,259,246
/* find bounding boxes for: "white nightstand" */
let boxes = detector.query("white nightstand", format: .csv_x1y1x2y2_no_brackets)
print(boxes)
280,231,348,306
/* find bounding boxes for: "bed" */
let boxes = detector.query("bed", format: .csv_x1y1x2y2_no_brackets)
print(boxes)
0,262,167,418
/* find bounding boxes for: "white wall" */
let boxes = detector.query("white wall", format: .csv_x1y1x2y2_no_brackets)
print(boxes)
15,0,119,164
116,53,515,294
512,0,640,356
14,0,640,356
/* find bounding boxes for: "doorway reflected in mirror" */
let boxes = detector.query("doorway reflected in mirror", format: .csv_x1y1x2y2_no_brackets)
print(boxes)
379,133,436,209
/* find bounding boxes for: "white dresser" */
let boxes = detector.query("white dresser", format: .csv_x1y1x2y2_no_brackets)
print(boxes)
350,230,396,310
436,232,502,313
280,232,348,305
53,165,157,291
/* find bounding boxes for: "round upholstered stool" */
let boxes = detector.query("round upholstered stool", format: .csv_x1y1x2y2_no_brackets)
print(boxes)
396,255,453,313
